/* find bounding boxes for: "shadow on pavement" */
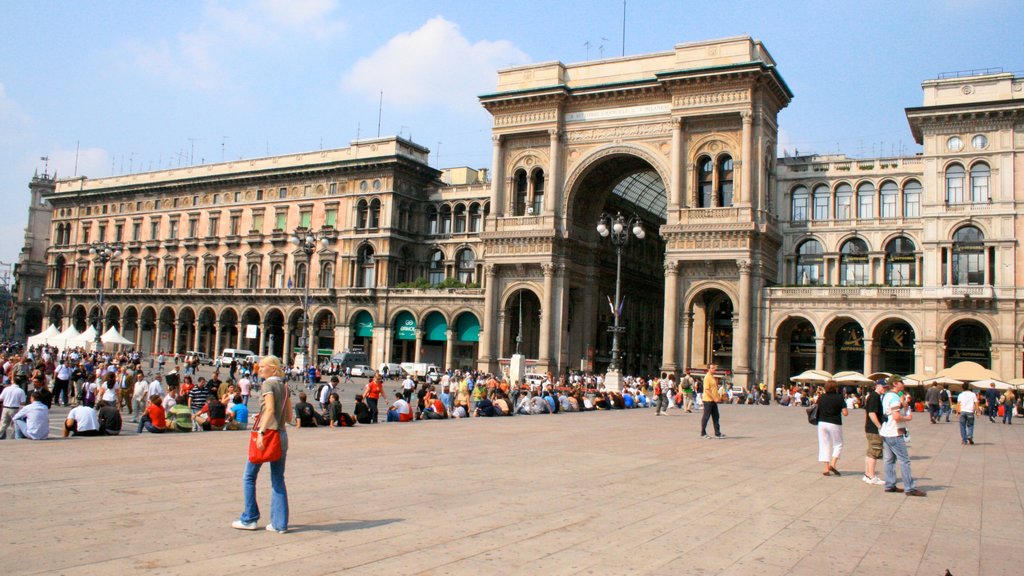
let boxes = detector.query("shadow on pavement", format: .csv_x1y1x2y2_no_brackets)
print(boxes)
293,518,402,533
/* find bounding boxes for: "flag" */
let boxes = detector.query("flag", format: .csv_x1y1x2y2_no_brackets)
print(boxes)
287,277,293,289
607,295,615,316
617,296,626,317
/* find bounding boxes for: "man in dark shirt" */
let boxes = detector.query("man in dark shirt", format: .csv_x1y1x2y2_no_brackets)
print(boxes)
925,383,942,424
984,384,1000,422
293,391,320,427
198,396,227,431
862,380,886,485
353,394,371,424
96,400,123,435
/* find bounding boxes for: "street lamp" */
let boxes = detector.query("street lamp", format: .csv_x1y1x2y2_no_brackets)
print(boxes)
595,211,645,391
289,229,329,368
88,242,121,352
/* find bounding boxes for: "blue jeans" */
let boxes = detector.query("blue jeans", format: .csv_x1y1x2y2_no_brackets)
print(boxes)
14,419,28,439
940,403,951,422
960,412,975,442
1002,406,1013,424
882,435,915,491
241,442,288,530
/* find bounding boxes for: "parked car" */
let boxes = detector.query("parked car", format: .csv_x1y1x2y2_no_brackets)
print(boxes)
350,365,375,378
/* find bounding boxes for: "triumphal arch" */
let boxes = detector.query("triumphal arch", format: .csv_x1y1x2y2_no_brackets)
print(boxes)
476,36,791,388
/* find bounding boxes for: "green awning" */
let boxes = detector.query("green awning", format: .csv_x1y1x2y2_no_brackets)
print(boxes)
353,310,374,338
455,313,480,342
423,312,447,342
394,311,416,341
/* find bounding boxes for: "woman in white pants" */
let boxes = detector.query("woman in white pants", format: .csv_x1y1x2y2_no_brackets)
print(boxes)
816,380,849,476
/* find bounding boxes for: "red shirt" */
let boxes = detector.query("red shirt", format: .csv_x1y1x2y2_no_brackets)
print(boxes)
146,404,166,429
366,381,383,400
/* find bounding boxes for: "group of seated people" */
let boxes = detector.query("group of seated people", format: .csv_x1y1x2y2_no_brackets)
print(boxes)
132,392,249,434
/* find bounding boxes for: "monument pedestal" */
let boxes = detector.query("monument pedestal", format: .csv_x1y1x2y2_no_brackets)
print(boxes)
603,368,623,392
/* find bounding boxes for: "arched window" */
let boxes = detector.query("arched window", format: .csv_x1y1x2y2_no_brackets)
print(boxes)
428,249,445,285
427,205,438,235
454,204,466,233
272,264,283,288
440,205,452,234
396,247,412,284
356,199,368,229
469,203,482,232
697,157,713,208
795,240,824,285
226,265,237,289
717,156,734,207
204,265,216,288
531,170,545,214
791,186,808,222
456,248,476,284
129,267,139,289
78,268,88,289
247,264,259,289
885,237,917,286
320,262,334,288
368,199,381,228
879,181,898,219
164,265,176,288
295,262,307,289
110,267,121,289
970,162,990,203
357,245,375,288
903,180,921,217
835,183,853,219
839,238,870,285
946,164,965,204
856,182,875,219
94,267,104,289
812,185,830,220
147,267,157,289
952,225,985,285
514,170,528,216
185,265,195,289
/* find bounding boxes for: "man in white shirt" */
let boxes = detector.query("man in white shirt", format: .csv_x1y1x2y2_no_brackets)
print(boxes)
54,360,73,407
1,383,28,439
63,404,101,437
880,379,925,496
148,374,165,399
12,391,50,440
131,373,150,423
956,384,979,445
401,375,416,402
387,392,412,422
318,377,335,411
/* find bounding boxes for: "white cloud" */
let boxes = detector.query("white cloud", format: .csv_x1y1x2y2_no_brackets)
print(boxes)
342,16,530,112
130,0,347,91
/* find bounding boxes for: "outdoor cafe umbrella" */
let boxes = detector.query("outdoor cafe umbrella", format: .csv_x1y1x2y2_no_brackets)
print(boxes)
832,370,875,385
935,361,1002,383
901,373,932,387
867,371,892,383
790,369,832,384
967,378,1014,391
1008,378,1024,391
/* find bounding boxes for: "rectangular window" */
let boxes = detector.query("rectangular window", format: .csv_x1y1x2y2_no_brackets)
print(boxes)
836,193,852,219
173,198,179,208
115,224,123,242
168,220,178,239
97,224,106,242
329,182,337,194
208,217,219,236
813,194,829,221
304,185,311,196
132,222,141,241
192,196,199,206
81,225,91,244
279,187,287,199
251,213,264,233
150,220,160,239
275,211,287,230
102,205,108,214
154,200,161,210
791,196,807,222
256,189,263,200
234,191,241,202
230,216,240,235
325,209,337,227
189,219,198,238
880,193,897,218
857,194,873,219
904,191,920,218
300,211,312,228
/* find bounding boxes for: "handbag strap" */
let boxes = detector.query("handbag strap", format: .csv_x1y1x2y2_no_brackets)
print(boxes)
252,382,289,432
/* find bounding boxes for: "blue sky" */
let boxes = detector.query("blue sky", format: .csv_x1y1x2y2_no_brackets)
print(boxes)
1,0,1021,266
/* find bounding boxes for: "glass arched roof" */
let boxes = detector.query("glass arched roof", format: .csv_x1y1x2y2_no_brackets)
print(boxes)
611,170,667,221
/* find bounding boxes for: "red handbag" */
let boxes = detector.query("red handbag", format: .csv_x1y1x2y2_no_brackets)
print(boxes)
248,391,286,464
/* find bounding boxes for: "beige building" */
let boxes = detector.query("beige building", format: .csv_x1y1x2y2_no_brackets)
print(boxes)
17,36,1024,384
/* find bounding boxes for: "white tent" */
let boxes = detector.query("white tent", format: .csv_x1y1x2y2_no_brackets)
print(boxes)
101,326,134,347
51,326,82,351
26,324,60,348
68,326,99,349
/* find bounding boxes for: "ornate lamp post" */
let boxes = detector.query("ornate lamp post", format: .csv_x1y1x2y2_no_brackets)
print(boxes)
596,211,645,391
289,229,329,368
88,242,121,352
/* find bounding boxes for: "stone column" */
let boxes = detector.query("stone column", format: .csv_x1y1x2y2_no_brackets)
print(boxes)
414,329,423,364
862,338,874,376
661,261,680,374
669,118,683,211
814,336,825,371
497,311,507,360
171,322,179,355
258,322,267,356
680,312,693,371
445,328,455,371
282,325,290,361
193,321,200,353
213,321,222,360
236,322,243,349
538,263,555,367
135,322,143,351
479,264,497,364
546,129,561,217
491,135,505,217
153,320,162,355
740,111,753,205
734,260,752,376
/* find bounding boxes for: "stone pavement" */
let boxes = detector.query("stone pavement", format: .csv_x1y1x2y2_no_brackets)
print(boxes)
1,403,1021,575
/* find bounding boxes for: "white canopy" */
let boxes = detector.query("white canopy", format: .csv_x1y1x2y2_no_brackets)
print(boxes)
26,324,60,347
69,326,99,347
101,326,134,346
50,326,82,351
832,371,875,385
968,378,1014,391
790,369,832,384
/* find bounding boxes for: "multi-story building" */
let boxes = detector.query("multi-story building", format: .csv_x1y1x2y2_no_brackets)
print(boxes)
16,36,1024,384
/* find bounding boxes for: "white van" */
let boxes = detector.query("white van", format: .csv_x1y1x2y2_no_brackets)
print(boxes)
219,348,257,366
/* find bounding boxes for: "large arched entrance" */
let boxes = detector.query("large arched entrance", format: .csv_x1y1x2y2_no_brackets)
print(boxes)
48,305,65,331
391,310,417,363
264,308,285,357
826,319,865,373
312,309,336,364
240,308,261,354
503,289,540,359
775,317,816,387
945,321,991,369
874,320,916,375
684,289,735,371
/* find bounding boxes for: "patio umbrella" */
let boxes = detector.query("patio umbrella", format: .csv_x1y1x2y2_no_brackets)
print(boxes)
935,361,1002,383
1007,378,1024,391
867,371,892,382
967,378,1014,391
901,373,931,387
918,375,964,392
832,371,875,385
790,369,832,384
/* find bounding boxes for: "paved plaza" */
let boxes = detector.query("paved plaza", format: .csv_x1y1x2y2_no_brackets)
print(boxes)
1,401,1021,575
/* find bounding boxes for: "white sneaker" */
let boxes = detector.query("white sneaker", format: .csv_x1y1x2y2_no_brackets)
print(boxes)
872,477,885,485
265,524,287,534
232,520,257,531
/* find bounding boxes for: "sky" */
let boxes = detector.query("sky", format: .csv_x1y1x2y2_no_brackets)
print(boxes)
1,0,1022,267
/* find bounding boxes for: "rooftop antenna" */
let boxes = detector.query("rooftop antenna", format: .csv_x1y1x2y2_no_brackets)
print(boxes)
622,0,627,56
599,37,609,59
377,91,383,138
584,40,592,60
73,141,79,176
221,136,229,161
188,137,200,165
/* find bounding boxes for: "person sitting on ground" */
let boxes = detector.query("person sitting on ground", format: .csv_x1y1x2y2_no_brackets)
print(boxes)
422,395,449,419
226,394,249,430
136,395,167,434
515,392,533,415
96,400,122,436
492,391,512,416
474,396,497,417
64,402,101,437
593,390,610,410
353,394,372,424
220,383,238,406
327,392,355,427
530,393,550,414
168,401,193,432
293,391,323,427
450,401,469,419
12,390,49,440
195,394,228,431
623,389,636,409
387,392,413,422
